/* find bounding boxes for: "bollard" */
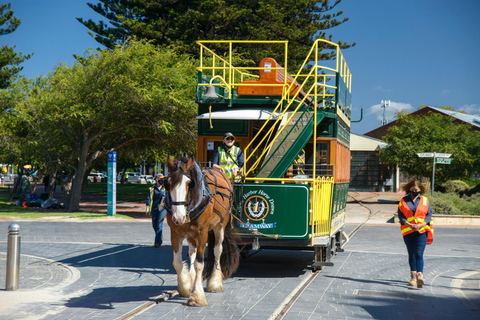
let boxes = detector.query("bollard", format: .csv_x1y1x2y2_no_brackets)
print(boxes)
6,223,21,291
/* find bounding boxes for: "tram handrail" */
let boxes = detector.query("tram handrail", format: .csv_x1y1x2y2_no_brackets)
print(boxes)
242,39,351,179
311,176,335,244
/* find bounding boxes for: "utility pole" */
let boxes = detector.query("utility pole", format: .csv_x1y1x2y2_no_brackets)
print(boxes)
381,100,390,126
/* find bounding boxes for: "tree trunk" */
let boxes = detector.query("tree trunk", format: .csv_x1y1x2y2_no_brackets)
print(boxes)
68,147,89,212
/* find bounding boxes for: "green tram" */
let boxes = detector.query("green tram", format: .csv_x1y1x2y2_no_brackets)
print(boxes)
194,40,352,269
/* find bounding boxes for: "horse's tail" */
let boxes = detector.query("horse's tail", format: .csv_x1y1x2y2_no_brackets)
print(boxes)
205,218,239,280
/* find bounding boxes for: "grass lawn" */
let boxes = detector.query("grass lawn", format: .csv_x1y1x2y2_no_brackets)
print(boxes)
0,184,142,220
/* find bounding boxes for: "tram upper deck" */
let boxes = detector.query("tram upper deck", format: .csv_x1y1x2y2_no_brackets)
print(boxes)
195,40,352,184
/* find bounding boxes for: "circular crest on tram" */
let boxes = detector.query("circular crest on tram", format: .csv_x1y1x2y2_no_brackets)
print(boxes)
244,195,270,221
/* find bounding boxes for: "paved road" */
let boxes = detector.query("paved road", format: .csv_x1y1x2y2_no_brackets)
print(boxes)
0,202,479,319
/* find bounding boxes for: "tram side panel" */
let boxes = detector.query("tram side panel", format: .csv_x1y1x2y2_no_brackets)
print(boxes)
234,183,312,248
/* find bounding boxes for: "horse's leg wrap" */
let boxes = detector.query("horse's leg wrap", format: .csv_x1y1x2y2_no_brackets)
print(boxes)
173,245,192,298
207,228,224,292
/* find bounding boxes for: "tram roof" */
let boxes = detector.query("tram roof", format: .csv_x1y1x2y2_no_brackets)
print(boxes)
196,108,279,120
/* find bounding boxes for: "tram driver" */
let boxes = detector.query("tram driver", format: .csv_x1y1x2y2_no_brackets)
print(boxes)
212,132,244,180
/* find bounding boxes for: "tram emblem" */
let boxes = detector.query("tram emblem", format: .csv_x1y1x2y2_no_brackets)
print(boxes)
238,190,276,229
245,196,269,221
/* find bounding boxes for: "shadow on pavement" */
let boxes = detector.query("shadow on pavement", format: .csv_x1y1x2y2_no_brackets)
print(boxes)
64,285,178,309
59,244,175,272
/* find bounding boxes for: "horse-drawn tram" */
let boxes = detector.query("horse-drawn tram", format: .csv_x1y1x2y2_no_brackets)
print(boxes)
194,40,352,269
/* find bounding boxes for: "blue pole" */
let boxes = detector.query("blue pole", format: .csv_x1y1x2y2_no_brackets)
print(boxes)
107,152,117,216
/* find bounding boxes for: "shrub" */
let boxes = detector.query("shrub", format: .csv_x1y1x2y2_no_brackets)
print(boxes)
441,180,470,193
430,193,462,215
430,190,480,216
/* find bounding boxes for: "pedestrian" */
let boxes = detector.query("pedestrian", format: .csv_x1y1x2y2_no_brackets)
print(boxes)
398,180,434,288
146,173,167,247
212,132,244,180
43,174,50,192
125,172,129,183
21,173,32,205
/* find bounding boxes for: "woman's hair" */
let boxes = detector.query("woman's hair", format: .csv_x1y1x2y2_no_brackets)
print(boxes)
402,180,426,195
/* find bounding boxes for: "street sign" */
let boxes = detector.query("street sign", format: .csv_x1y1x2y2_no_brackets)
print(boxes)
435,153,452,158
417,153,434,157
416,152,454,197
435,158,453,164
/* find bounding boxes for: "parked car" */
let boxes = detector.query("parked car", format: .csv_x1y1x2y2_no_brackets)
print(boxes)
88,172,106,183
137,175,154,184
125,172,140,183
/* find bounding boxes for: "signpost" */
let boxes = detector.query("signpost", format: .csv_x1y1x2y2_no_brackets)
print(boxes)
435,158,453,164
107,151,116,216
416,152,452,197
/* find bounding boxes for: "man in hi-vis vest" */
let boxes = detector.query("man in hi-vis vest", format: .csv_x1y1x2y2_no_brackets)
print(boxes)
212,132,244,180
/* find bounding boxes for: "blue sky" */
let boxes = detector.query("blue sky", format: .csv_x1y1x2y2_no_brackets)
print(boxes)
4,0,480,134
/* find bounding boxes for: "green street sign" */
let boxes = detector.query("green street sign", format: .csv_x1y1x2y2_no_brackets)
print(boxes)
435,158,453,164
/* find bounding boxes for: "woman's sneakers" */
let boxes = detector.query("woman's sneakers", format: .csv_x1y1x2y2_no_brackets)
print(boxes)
416,272,424,288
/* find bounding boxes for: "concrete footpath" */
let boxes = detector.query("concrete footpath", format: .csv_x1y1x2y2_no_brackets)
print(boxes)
0,192,479,319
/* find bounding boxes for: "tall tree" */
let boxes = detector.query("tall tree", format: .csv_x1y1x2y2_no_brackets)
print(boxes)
77,0,354,71
0,3,32,89
1,40,197,211
379,110,480,186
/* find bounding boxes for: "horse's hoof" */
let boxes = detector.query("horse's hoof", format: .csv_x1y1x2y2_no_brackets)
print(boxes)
188,291,208,306
206,282,224,293
187,298,208,307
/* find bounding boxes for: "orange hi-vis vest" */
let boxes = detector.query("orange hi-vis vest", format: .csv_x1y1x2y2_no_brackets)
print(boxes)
399,196,433,244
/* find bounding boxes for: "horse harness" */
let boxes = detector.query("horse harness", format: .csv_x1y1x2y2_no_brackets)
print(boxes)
164,162,234,222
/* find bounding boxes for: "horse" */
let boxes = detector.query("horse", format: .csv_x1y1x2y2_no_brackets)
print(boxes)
164,153,239,306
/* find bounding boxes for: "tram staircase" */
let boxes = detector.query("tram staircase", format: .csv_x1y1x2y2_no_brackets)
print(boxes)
256,109,324,178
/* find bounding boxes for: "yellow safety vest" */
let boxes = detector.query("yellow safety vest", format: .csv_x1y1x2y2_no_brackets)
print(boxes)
218,146,241,179
149,185,165,213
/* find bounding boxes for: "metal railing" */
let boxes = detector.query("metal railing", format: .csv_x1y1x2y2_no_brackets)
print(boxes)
311,176,334,243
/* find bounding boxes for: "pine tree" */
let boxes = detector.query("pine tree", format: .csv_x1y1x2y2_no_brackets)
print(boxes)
0,3,32,89
77,0,355,71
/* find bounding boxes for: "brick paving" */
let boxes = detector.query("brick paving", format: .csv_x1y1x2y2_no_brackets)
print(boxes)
0,192,478,319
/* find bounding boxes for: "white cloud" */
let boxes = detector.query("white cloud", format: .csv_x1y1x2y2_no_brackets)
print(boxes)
458,104,480,117
442,89,450,95
368,101,414,123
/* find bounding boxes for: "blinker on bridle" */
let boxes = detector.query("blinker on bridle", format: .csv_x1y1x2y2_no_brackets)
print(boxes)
167,162,193,207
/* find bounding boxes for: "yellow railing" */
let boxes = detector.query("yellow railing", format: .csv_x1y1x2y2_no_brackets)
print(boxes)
197,40,289,98
242,39,351,179
311,176,334,244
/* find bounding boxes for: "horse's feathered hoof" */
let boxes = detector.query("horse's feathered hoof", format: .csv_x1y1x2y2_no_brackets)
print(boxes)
206,281,224,293
188,292,208,307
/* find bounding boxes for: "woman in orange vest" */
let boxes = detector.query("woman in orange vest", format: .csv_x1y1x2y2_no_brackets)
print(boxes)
398,180,433,288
